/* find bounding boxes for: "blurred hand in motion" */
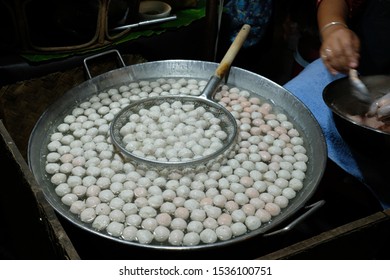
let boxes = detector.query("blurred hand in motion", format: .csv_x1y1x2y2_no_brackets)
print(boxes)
320,26,361,75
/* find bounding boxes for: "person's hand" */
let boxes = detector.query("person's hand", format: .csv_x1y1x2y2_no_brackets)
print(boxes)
367,93,390,123
320,26,361,75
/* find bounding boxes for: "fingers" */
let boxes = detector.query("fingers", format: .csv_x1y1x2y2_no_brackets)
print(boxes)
321,47,340,75
377,93,390,107
320,28,360,74
377,105,390,122
366,93,390,123
321,44,359,74
376,93,390,121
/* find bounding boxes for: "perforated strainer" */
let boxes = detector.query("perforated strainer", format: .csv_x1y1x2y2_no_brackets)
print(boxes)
110,24,251,169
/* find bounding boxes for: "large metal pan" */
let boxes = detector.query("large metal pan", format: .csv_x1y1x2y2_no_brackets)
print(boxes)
28,58,327,250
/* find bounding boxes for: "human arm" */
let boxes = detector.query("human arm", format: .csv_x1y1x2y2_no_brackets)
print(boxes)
317,0,360,74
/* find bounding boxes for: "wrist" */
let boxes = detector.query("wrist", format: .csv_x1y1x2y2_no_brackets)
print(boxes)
320,21,348,37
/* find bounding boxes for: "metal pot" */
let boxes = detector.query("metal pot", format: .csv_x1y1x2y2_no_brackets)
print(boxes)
323,74,390,160
28,57,327,250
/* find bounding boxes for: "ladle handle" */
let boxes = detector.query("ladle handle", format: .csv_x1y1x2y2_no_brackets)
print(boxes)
215,24,251,78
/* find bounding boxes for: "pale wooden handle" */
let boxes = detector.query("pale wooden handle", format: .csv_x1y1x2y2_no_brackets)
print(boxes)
215,24,251,78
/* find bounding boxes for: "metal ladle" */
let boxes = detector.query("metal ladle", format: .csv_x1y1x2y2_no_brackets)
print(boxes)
349,69,390,123
349,68,373,104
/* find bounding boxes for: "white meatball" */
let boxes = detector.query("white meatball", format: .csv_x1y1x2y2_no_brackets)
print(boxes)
245,216,261,231
199,228,218,244
231,209,246,222
122,226,138,241
153,226,170,242
168,229,184,246
109,209,125,223
85,196,100,208
109,197,125,210
51,173,67,185
92,215,110,231
216,225,233,241
183,232,201,246
45,163,60,174
139,206,157,218
106,221,124,237
230,222,247,236
141,218,158,231
95,203,111,215
61,193,78,206
170,218,187,231
55,183,71,197
126,214,142,227
70,200,86,215
121,203,138,216
80,207,96,223
185,221,202,234
99,189,115,202
72,185,87,198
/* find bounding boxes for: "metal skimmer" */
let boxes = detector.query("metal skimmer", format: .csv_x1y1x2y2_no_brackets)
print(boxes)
110,24,251,169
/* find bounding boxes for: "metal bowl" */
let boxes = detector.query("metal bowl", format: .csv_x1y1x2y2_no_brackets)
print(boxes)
323,74,390,160
28,59,327,250
139,1,171,20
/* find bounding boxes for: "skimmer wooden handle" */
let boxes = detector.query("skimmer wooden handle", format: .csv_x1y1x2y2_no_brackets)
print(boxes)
215,24,251,78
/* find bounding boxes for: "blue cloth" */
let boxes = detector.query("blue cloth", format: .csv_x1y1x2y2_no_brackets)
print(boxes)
283,58,389,209
283,59,361,177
